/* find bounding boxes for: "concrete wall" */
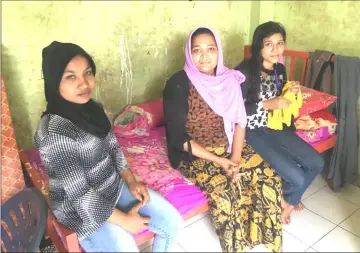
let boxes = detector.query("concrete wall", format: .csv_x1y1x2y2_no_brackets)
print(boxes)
2,1,251,149
2,1,359,149
255,1,360,56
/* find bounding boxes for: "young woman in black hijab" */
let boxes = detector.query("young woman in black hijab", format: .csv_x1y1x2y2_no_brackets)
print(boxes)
35,41,183,252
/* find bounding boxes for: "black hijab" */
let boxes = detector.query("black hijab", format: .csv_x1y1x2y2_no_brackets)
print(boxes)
42,41,111,138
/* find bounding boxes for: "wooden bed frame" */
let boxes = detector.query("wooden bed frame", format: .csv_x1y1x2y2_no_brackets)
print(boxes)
18,46,336,252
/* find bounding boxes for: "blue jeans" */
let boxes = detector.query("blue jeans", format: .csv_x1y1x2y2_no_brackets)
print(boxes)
79,184,184,252
246,127,324,205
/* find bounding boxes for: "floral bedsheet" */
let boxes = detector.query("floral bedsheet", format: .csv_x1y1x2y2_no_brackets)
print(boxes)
115,126,208,217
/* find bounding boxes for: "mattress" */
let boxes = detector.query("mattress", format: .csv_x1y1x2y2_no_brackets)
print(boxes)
115,126,208,236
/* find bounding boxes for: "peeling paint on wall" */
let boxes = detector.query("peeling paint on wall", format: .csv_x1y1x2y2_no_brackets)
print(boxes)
119,34,133,105
154,48,159,58
2,1,251,148
4,1,359,149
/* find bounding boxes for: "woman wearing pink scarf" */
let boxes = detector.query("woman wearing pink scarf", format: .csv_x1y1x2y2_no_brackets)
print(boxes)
163,26,283,252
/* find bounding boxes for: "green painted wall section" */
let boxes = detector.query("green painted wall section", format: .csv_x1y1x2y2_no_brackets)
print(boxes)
2,1,359,149
2,1,251,149
256,1,360,57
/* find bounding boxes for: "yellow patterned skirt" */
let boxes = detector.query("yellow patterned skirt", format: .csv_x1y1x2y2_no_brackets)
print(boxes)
178,143,283,252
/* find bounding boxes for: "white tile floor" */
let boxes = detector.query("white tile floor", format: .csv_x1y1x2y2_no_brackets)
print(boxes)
140,175,360,252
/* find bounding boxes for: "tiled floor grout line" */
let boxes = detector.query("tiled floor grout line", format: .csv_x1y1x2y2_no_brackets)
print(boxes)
177,243,187,252
178,213,210,252
184,187,327,251
304,246,315,252
141,245,151,252
302,177,360,206
282,205,356,249
141,242,187,252
336,206,360,239
183,213,209,229
282,230,312,251
283,228,311,250
179,210,360,252
178,182,360,252
309,225,338,249
302,207,338,225
326,194,360,208
301,184,328,201
306,207,360,249
305,205,360,228
340,225,360,240
301,182,360,225
273,180,329,250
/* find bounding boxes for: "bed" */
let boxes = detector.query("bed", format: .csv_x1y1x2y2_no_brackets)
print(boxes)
18,46,337,252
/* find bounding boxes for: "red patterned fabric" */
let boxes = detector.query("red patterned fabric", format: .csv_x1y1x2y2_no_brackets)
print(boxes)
1,77,25,204
295,109,337,147
298,86,337,117
296,126,333,146
307,109,337,123
135,98,164,128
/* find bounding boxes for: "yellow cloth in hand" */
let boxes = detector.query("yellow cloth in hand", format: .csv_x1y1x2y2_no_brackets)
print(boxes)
267,81,303,130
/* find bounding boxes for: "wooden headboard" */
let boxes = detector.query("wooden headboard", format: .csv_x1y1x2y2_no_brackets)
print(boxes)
243,45,334,86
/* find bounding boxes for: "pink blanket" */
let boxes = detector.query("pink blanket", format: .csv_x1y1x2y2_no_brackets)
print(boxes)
115,126,208,217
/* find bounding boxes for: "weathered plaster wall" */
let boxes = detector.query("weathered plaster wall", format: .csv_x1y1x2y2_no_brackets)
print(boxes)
256,1,360,56
2,1,251,149
2,1,359,149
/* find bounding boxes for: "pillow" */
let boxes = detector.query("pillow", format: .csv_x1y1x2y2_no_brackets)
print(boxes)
307,109,336,123
298,87,337,117
113,105,152,138
135,98,164,128
295,109,337,145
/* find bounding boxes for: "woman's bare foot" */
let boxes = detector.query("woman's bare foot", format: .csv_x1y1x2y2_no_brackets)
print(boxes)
281,197,295,225
294,201,305,212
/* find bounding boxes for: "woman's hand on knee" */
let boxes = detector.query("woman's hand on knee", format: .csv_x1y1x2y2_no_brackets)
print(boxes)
128,181,150,204
122,202,151,234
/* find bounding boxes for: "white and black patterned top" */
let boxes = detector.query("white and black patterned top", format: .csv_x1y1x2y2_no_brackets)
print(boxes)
240,64,287,130
35,114,127,240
